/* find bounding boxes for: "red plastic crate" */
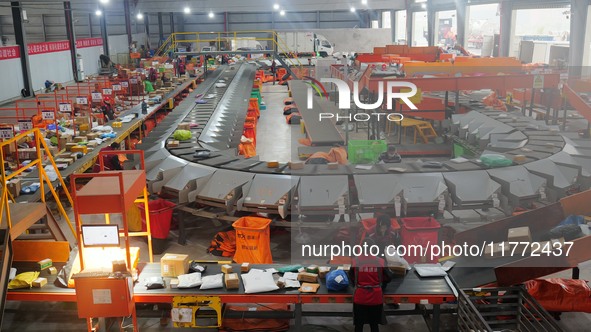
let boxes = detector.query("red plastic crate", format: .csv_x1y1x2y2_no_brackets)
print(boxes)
400,217,440,264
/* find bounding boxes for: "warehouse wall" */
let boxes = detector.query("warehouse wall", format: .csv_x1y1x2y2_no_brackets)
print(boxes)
0,46,24,102
76,38,104,76
28,41,74,91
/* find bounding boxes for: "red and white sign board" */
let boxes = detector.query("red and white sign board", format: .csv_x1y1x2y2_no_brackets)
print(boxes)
76,38,103,49
0,46,20,61
27,41,70,55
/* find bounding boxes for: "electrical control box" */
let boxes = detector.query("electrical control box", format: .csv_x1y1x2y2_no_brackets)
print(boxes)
74,274,134,318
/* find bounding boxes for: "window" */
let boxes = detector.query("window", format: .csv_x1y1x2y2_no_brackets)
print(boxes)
412,11,428,46
322,40,331,48
382,11,391,29
466,3,501,56
510,7,571,59
395,10,407,44
435,10,457,48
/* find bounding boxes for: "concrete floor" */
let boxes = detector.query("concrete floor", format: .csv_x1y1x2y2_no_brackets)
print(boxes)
3,81,591,331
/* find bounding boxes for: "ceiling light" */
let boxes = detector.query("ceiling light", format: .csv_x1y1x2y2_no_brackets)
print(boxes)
362,0,367,4
209,11,214,18
99,0,108,3
421,3,427,9
184,7,191,14
279,10,285,16
350,7,356,12
273,4,280,10
95,9,102,16
136,13,143,20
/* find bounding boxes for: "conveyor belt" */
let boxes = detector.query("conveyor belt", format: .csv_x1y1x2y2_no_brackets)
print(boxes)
290,80,345,146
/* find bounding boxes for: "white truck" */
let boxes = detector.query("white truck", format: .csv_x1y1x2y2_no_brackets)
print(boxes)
275,32,334,57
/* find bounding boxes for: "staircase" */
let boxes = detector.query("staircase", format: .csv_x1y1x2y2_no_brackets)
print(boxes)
415,121,438,144
8,203,72,245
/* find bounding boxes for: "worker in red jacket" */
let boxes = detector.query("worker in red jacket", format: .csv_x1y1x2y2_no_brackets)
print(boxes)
349,238,391,332
93,142,123,172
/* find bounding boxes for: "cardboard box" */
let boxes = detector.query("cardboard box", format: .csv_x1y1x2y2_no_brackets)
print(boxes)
508,226,531,242
299,282,320,293
177,122,191,130
169,278,179,289
112,122,123,128
297,272,318,283
48,266,58,275
240,263,250,273
224,273,239,289
37,258,52,270
289,162,304,170
7,179,21,198
327,163,339,170
160,253,189,277
71,145,88,154
78,124,90,132
276,277,286,288
389,266,407,277
32,277,47,288
221,264,233,274
167,140,180,148
87,133,100,140
87,141,98,148
74,136,87,143
74,117,89,125
17,148,37,160
318,266,331,279
65,143,77,151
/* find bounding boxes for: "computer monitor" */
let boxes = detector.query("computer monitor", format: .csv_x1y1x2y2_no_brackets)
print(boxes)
81,224,120,247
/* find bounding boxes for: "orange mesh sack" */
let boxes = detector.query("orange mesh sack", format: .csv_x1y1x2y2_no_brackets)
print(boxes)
524,278,591,313
232,217,273,264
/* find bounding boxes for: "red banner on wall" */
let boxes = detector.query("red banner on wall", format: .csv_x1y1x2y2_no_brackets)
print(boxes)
0,46,20,60
76,38,103,49
27,40,70,55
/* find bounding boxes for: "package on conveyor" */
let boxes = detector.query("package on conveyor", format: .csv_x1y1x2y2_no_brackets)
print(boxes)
297,272,318,283
318,267,331,279
224,273,240,290
32,277,47,288
299,283,320,293
161,253,189,277
36,258,52,270
221,264,233,274
241,263,250,273
306,265,319,274
507,226,531,242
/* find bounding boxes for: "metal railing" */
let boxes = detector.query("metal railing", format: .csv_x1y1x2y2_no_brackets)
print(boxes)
154,30,304,72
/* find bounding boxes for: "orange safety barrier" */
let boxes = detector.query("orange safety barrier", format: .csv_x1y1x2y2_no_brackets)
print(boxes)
248,98,260,118
243,121,256,147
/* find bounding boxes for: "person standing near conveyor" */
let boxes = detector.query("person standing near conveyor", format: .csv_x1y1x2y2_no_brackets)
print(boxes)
349,238,391,332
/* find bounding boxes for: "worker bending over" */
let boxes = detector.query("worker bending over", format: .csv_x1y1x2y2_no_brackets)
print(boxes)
378,145,401,163
93,142,123,172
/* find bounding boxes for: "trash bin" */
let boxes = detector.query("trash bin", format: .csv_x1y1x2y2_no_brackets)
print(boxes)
400,217,440,264
232,216,272,264
138,199,176,239
358,218,400,244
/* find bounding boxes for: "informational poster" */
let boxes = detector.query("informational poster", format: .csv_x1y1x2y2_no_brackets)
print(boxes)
0,128,13,139
91,92,102,101
102,88,112,95
112,84,122,91
121,81,129,88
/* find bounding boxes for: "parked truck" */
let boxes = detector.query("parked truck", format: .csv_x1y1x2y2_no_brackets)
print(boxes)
275,32,334,57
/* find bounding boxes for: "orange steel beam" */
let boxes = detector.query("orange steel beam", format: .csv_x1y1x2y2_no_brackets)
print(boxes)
564,83,591,123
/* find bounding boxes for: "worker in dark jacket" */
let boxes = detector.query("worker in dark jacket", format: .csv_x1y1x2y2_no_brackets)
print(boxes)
93,142,122,172
378,145,402,163
349,238,391,332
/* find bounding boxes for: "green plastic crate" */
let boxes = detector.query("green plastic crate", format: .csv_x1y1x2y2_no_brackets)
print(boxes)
348,140,387,164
